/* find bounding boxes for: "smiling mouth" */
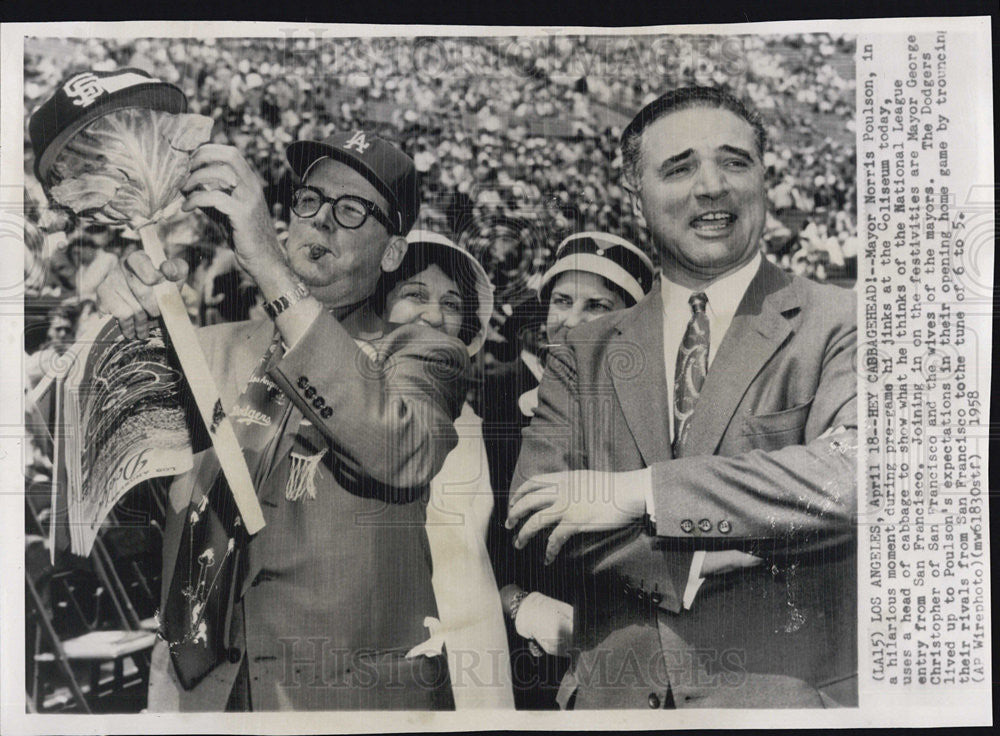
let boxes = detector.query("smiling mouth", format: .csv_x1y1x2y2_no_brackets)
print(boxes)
690,211,737,233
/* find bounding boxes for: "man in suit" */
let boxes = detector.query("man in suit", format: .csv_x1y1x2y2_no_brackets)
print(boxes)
508,87,857,709
95,131,467,710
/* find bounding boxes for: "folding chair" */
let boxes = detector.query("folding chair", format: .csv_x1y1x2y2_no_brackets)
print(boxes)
26,566,156,713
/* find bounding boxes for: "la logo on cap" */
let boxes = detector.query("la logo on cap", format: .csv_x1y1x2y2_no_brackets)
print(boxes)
343,131,370,154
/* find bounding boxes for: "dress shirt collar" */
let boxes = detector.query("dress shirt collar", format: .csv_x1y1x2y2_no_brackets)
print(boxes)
660,251,762,320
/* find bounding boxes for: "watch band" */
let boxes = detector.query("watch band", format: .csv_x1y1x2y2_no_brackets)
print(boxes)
508,590,544,657
263,281,310,320
508,589,531,622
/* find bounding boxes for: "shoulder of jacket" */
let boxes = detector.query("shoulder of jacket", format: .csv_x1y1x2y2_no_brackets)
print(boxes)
790,276,857,323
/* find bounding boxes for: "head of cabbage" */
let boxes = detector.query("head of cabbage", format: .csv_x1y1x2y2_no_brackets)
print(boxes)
48,108,214,228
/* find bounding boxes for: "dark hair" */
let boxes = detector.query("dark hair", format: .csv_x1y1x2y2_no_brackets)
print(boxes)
541,272,636,309
620,86,767,189
375,245,481,347
47,305,75,325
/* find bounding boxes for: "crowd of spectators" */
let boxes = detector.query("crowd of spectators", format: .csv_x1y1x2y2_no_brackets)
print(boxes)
23,32,858,373
22,35,860,708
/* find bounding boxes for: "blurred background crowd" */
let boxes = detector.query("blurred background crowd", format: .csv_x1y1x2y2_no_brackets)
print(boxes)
21,33,857,711
23,33,857,361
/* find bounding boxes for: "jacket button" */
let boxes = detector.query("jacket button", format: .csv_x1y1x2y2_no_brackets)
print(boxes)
320,406,333,419
650,591,663,605
297,376,309,389
304,386,317,399
227,647,242,663
312,396,325,409
698,518,712,533
718,520,732,534
622,582,633,596
647,691,661,709
680,519,694,533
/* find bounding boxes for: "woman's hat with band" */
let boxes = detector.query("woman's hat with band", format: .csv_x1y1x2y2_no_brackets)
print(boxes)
286,131,419,236
404,230,495,356
540,232,654,306
29,68,188,187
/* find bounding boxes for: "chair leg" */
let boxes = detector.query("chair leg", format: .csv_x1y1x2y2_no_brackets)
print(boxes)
90,662,101,697
31,627,42,712
25,573,91,713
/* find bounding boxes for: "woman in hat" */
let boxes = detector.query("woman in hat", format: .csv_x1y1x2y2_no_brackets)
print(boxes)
518,231,655,417
375,230,514,709
497,231,654,708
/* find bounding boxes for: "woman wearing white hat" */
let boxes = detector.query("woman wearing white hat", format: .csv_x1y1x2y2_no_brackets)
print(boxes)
375,230,514,709
519,231,655,416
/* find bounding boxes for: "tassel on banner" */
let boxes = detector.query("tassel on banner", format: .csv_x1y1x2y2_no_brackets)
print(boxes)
285,449,326,502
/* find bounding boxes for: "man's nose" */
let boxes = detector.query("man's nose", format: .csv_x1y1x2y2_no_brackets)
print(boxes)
310,201,338,231
693,163,728,199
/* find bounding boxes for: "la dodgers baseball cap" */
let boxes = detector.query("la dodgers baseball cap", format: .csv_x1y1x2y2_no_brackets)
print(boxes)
286,131,420,236
29,67,188,186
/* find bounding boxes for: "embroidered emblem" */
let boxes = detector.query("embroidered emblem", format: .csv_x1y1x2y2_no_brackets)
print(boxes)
343,130,371,153
63,73,104,107
286,448,326,502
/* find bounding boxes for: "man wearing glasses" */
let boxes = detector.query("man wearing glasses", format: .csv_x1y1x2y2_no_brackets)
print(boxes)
97,131,468,711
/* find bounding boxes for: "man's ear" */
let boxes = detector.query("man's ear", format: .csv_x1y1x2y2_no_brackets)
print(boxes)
380,235,408,273
623,182,645,223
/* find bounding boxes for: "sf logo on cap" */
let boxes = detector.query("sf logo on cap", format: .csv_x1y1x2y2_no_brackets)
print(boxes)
343,131,371,154
63,72,105,108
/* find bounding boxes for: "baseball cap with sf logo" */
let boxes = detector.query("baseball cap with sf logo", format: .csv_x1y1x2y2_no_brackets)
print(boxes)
286,130,419,236
29,67,188,187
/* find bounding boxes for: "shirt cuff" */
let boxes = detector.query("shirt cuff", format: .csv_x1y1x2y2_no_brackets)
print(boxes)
682,550,707,610
639,466,656,521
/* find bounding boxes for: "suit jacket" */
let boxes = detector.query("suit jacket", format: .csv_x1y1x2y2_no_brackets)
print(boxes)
148,304,469,711
513,259,858,709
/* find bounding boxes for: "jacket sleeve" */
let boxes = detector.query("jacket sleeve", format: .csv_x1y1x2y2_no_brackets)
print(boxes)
650,311,858,555
269,311,468,490
511,345,587,499
512,345,691,613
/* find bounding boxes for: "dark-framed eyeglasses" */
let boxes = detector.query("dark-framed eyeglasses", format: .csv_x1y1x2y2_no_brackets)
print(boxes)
291,186,396,234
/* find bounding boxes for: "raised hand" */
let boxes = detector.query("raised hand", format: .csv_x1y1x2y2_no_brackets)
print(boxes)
180,144,289,296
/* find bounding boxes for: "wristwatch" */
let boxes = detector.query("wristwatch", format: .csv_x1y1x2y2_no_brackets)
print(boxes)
263,280,310,320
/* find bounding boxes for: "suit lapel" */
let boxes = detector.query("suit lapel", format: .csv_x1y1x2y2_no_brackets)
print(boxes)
683,260,801,456
611,284,673,465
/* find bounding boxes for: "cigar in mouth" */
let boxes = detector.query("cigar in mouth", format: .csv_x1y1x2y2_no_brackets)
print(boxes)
309,245,331,261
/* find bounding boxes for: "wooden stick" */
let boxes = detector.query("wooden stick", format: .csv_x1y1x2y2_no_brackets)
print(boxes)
136,224,265,534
